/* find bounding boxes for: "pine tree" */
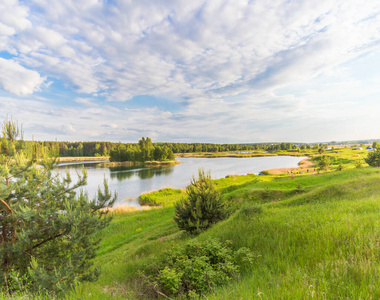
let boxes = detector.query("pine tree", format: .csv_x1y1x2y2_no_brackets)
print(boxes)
0,118,116,295
174,169,227,234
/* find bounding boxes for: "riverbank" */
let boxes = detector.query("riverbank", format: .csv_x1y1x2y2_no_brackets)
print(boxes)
98,160,180,168
58,156,110,162
262,157,316,175
176,151,310,158
76,166,380,299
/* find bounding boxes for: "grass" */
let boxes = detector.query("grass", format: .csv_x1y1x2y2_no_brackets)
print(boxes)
67,164,380,299
4,148,380,299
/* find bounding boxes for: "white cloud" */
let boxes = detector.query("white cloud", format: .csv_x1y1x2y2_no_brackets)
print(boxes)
1,0,380,142
3,0,380,101
74,97,97,106
0,58,45,95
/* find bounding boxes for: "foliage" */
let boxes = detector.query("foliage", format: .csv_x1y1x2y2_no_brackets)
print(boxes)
355,159,364,168
0,118,116,295
317,155,330,170
144,239,253,297
109,137,175,162
174,169,227,234
365,149,380,167
62,167,380,299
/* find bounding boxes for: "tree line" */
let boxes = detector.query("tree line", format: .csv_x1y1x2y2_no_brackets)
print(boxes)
109,137,176,162
11,139,341,159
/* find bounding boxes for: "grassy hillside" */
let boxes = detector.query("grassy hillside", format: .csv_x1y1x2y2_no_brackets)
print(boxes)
71,166,380,299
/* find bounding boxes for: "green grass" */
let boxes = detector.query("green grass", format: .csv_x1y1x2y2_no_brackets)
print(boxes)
6,149,379,299
70,166,380,299
138,188,185,207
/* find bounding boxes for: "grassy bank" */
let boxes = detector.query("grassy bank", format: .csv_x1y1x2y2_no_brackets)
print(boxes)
97,160,180,168
57,156,110,162
70,163,380,299
5,149,378,299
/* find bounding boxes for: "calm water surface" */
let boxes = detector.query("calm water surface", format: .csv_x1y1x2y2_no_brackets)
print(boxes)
56,156,306,207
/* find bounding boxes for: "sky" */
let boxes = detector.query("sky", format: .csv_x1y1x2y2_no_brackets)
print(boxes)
1,0,380,143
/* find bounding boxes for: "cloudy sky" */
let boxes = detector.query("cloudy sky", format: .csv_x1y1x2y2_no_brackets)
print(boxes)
1,0,380,143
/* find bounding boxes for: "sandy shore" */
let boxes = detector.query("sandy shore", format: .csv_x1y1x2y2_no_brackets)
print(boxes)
263,158,316,175
58,156,109,162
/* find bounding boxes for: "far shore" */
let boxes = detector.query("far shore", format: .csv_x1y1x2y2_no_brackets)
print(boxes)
58,156,110,162
98,160,180,168
175,151,309,158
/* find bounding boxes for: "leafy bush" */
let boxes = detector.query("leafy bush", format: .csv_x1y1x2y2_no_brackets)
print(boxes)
355,159,364,168
365,149,380,167
144,239,254,297
317,155,330,170
174,169,227,234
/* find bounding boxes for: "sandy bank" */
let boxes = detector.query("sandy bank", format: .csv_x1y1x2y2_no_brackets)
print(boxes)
263,158,316,175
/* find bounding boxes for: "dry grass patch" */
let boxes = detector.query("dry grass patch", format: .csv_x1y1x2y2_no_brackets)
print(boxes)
263,158,316,175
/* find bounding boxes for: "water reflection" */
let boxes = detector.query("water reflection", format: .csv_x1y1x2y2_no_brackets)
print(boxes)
109,166,174,181
55,156,306,207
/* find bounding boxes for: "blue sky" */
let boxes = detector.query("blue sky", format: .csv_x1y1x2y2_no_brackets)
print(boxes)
1,0,380,143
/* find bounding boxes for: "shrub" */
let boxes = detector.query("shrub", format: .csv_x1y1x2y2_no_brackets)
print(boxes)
355,159,364,168
365,149,380,167
174,169,227,234
144,239,254,297
317,155,330,170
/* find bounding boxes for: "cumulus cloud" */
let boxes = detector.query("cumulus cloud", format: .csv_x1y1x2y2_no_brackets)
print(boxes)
2,0,380,101
0,58,45,95
1,0,380,142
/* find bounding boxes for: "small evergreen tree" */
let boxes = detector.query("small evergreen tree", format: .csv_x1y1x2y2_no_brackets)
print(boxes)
174,169,226,234
0,118,116,295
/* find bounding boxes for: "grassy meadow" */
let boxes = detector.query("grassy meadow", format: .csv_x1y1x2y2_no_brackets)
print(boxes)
70,146,380,299
3,146,379,299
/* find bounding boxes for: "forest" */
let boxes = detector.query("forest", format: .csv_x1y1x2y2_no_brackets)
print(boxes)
25,139,319,158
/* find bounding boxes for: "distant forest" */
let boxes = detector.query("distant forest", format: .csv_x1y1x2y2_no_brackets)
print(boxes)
24,139,323,159
14,137,379,161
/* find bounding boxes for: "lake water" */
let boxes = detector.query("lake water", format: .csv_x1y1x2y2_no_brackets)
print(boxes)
55,156,306,207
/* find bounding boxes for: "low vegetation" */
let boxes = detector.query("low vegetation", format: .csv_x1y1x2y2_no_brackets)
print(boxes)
34,165,377,300
2,119,380,299
174,169,228,234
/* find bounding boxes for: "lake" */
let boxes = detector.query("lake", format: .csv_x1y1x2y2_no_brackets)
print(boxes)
55,156,306,207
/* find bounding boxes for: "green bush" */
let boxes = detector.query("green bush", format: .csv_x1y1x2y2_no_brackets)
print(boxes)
144,239,254,297
317,155,330,170
174,169,227,234
365,149,380,167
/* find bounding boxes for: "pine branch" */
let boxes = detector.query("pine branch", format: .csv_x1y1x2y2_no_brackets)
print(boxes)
0,198,13,213
27,231,67,252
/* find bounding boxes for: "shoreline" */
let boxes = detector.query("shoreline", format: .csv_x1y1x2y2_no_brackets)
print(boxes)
57,156,110,162
175,152,309,158
262,157,315,175
98,160,180,168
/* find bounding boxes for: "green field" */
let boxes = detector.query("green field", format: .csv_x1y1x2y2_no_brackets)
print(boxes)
4,147,379,299
70,158,380,299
